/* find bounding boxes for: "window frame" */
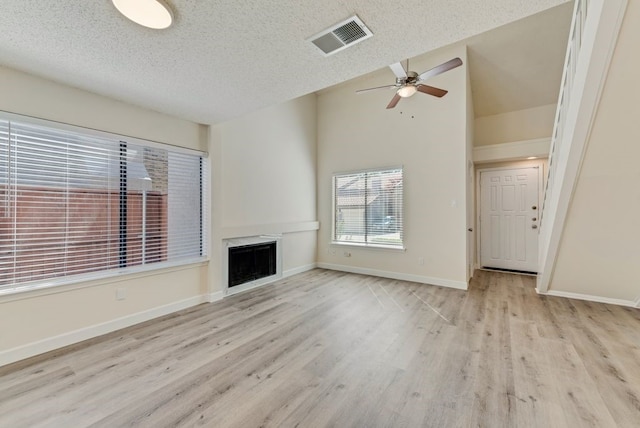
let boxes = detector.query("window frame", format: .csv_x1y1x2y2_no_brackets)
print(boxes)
331,166,404,250
0,111,208,296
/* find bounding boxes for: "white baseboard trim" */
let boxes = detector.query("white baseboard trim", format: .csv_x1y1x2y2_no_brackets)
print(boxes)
0,295,206,368
206,291,224,303
537,288,637,308
635,297,640,309
283,263,318,278
316,263,468,290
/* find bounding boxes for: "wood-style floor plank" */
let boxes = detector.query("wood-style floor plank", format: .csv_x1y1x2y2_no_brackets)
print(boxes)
1,268,639,427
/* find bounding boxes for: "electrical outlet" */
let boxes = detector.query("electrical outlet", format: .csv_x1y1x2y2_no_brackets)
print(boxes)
116,287,127,301
343,251,351,257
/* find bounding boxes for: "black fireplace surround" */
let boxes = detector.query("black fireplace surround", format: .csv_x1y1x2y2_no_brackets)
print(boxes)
228,241,277,288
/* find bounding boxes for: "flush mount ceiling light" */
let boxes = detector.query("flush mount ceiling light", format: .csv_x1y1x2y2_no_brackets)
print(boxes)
112,0,174,29
397,85,418,98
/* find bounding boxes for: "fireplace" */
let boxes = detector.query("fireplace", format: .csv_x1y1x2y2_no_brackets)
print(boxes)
228,241,277,287
224,235,282,295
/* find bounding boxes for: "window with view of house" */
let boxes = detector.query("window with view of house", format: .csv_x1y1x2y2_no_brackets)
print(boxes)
0,115,207,294
333,167,403,248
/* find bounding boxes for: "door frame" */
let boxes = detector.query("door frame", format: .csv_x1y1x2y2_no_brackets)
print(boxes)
475,160,546,272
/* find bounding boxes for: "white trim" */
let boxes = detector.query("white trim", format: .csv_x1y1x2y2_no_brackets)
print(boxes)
332,165,404,177
220,221,319,239
0,295,206,368
283,263,317,278
473,138,550,163
224,274,280,297
206,291,224,303
316,262,468,290
537,0,628,293
331,241,406,251
635,297,640,309
537,288,636,308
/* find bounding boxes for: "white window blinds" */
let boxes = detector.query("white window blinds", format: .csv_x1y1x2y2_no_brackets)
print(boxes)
0,117,207,294
333,167,403,248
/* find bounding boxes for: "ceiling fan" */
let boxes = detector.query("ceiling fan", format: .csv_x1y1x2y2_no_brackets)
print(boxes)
356,57,463,109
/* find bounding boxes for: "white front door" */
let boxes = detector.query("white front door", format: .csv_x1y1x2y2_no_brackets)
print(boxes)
480,167,539,273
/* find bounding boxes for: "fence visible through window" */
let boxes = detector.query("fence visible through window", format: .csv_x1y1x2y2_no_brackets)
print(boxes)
0,116,207,293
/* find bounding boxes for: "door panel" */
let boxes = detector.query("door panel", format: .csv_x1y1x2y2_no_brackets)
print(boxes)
480,167,539,272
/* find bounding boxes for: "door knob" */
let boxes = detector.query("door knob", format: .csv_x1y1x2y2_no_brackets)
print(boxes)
532,224,538,229
532,217,537,221
532,206,537,210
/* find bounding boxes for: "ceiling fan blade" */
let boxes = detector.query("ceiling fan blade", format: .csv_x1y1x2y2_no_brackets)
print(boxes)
386,93,402,109
389,62,407,79
418,57,463,81
416,84,448,98
356,84,398,94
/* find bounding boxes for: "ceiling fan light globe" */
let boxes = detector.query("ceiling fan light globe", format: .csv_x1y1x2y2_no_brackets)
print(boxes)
397,85,417,98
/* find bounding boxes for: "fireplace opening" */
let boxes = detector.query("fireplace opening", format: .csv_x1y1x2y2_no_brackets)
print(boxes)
228,241,277,288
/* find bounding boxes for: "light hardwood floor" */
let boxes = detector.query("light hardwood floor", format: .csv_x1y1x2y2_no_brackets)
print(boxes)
1,269,640,427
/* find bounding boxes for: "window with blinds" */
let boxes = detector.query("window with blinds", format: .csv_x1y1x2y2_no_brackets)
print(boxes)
0,116,207,294
333,167,403,248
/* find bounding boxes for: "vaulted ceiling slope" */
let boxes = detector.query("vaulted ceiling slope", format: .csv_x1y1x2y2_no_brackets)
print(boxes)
0,1,569,125
467,2,573,117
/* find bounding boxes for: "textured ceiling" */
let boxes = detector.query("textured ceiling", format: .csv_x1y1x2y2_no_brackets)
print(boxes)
0,1,570,125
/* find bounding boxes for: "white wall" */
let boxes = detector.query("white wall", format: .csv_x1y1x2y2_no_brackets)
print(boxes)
548,0,640,304
0,65,205,151
316,45,470,289
475,104,556,146
0,66,208,366
466,57,476,281
209,95,318,293
218,96,317,227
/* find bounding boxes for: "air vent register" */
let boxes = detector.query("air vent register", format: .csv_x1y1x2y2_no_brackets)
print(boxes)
309,15,373,56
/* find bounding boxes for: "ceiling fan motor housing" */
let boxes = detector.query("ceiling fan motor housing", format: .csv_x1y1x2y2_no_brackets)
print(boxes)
355,57,462,109
396,71,419,86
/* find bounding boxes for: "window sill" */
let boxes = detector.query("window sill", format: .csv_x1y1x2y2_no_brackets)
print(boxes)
0,257,209,303
331,241,406,251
